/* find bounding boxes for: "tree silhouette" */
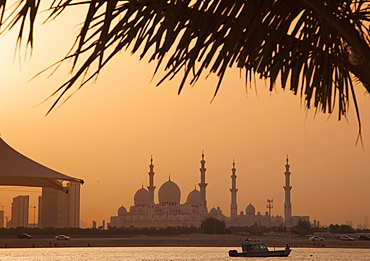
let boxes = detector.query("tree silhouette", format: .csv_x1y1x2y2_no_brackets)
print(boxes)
1,0,370,124
200,217,227,234
290,219,312,236
328,224,356,234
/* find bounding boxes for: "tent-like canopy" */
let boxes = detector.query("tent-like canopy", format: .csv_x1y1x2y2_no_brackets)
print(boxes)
0,136,83,192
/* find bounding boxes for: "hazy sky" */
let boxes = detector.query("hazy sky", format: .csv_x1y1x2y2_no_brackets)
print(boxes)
0,6,369,228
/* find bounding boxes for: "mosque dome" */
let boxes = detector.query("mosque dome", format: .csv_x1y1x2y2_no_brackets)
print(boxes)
118,205,127,216
210,207,217,216
180,202,193,214
158,178,181,204
186,189,200,206
274,215,283,222
134,187,149,206
246,203,255,215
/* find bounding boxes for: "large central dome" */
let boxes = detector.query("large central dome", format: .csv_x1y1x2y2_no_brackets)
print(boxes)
158,178,181,205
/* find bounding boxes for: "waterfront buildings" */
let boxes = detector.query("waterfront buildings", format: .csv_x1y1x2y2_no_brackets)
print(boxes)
10,195,29,228
0,137,83,228
38,181,81,228
0,209,4,228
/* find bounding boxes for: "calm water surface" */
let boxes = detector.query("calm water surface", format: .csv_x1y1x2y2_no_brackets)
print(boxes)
0,247,369,261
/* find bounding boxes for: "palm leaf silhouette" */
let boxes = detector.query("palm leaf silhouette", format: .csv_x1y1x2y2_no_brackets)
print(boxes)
2,0,370,126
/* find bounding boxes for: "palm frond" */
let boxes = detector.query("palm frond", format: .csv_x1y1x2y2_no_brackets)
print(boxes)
1,0,370,124
2,0,40,50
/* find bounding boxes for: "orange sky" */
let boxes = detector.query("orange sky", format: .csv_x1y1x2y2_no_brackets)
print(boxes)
0,6,369,228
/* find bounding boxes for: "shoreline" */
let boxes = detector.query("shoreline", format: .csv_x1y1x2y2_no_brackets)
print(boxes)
0,234,369,249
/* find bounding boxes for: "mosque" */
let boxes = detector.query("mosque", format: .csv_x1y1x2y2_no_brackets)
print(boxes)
109,153,309,228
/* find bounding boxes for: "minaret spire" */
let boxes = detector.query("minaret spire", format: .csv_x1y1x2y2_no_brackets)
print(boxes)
283,155,292,224
230,159,238,221
147,156,156,205
198,151,208,216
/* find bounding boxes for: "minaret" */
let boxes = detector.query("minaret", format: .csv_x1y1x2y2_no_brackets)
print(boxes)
230,160,238,221
147,156,156,205
198,151,208,216
283,156,292,224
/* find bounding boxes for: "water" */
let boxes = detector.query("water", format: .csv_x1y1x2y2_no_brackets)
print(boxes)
0,247,369,261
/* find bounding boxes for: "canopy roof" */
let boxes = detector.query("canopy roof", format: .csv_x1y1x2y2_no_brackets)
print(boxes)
0,137,82,192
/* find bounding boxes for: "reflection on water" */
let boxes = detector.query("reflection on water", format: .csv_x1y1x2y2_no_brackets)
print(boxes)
0,247,369,260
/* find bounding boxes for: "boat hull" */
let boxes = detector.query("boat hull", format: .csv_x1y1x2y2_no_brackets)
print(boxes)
229,249,291,257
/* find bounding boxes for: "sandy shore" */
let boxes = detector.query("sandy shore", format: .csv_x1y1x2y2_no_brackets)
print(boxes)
0,234,369,249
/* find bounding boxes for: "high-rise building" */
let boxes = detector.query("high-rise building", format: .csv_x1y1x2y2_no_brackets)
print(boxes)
346,220,353,227
39,187,66,228
38,181,81,228
10,195,29,228
364,216,369,229
67,181,81,227
0,210,4,228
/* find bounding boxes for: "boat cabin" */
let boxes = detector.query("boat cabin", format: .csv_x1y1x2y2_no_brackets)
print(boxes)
241,241,269,253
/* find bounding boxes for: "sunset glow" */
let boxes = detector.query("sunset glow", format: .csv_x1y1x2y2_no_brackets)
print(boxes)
0,4,369,229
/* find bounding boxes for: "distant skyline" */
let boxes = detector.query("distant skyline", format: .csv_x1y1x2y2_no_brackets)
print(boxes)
1,148,369,228
0,6,369,228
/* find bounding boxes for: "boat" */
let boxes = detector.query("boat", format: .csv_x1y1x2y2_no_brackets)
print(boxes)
228,239,291,257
